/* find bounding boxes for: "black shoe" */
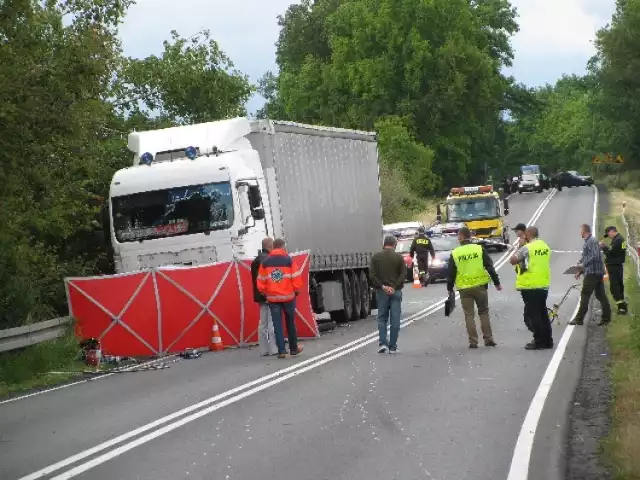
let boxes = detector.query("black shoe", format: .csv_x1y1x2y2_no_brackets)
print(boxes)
569,319,583,326
485,341,497,347
525,342,554,350
598,319,610,326
469,344,478,349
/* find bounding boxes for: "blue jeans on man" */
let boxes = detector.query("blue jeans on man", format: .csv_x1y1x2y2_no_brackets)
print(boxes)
376,289,402,352
269,299,298,354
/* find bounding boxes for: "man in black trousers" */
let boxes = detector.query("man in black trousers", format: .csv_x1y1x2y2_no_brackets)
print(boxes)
600,226,628,314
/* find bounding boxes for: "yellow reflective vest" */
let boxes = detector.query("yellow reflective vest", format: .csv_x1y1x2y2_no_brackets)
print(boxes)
452,243,490,290
515,239,551,289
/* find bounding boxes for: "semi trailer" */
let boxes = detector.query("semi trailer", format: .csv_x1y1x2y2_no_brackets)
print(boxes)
104,117,384,323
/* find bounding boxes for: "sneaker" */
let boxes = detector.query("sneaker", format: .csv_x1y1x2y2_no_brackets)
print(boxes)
469,344,478,349
484,341,497,347
378,345,388,354
290,346,304,356
568,319,583,326
277,353,287,359
389,347,398,354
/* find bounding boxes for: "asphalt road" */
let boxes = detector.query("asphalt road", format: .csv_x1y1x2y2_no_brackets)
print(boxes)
0,186,597,480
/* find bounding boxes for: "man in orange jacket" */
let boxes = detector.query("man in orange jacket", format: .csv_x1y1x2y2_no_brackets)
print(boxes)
257,238,304,358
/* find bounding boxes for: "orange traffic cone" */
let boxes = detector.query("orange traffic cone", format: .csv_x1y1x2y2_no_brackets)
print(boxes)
412,262,422,289
210,320,224,351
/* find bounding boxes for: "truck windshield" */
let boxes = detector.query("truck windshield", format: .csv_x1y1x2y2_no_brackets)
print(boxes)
447,197,498,222
521,165,540,175
112,182,234,243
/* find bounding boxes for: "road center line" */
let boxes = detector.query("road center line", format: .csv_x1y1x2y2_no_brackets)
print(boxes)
19,189,559,480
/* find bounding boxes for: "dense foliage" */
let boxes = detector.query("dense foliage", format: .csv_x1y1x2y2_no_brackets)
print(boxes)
504,0,640,186
1,0,635,327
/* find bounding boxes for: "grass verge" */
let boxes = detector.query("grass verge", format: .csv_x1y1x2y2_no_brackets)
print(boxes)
0,326,86,397
600,207,640,479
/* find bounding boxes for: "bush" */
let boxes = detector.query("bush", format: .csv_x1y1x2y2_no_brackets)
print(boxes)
379,162,428,223
0,326,81,395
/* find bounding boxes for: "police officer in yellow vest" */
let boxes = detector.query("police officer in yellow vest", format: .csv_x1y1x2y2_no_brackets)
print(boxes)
509,226,553,350
410,227,436,285
447,227,502,348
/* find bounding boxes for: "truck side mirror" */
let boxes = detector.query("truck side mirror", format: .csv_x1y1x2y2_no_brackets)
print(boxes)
436,204,442,222
248,185,265,220
252,206,265,220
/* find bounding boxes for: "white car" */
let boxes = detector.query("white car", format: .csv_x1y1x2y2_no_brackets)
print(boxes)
383,221,425,240
518,174,543,193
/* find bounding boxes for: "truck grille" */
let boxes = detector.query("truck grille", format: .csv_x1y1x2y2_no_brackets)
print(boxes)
472,227,495,236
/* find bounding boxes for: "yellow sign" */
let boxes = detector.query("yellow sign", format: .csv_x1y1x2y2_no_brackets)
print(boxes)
605,152,613,163
592,155,600,164
615,154,624,164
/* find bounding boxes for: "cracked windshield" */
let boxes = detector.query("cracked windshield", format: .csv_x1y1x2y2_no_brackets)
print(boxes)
112,182,234,242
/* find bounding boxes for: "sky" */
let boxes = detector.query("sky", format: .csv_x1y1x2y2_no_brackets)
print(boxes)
119,0,617,115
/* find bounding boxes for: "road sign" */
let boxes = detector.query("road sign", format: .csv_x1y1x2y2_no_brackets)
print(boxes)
605,152,613,163
592,155,600,164
615,154,624,164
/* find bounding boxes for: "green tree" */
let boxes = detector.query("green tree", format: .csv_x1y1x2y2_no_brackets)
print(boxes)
116,30,255,124
0,0,132,327
266,0,518,192
594,0,640,167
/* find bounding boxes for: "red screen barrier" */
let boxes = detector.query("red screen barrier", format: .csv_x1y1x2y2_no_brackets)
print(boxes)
66,252,319,356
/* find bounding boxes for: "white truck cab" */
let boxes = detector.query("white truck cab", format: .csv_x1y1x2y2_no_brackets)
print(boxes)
107,118,269,272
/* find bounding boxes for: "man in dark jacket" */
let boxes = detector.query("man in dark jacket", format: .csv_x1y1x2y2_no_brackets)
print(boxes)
251,237,278,356
371,236,407,354
409,227,436,285
601,226,628,314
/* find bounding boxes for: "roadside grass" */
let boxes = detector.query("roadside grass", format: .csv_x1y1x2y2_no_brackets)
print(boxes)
600,208,640,479
0,326,86,397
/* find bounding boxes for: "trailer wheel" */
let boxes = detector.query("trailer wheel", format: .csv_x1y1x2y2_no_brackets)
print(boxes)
330,271,353,323
359,271,371,319
349,270,362,321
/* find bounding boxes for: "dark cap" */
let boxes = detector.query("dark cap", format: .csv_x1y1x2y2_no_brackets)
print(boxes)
511,223,526,232
603,226,617,238
418,226,426,234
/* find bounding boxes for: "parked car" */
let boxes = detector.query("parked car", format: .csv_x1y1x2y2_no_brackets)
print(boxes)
383,221,424,242
554,171,593,188
518,173,544,193
395,234,457,283
568,170,594,186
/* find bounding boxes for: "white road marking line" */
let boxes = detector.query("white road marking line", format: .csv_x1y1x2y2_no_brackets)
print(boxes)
506,184,597,480
18,190,560,480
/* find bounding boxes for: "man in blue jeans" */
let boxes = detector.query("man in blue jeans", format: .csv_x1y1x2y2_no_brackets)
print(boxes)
370,235,407,354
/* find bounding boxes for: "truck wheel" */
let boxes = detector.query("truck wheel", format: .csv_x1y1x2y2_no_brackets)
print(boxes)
330,271,353,323
359,271,371,318
349,270,362,321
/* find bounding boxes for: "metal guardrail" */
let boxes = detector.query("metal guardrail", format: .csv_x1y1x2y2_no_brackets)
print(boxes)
0,317,71,353
621,202,640,284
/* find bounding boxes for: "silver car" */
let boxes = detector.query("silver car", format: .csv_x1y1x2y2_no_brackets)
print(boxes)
518,174,543,193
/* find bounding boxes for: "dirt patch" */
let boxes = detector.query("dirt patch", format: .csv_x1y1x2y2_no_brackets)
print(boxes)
564,303,613,480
